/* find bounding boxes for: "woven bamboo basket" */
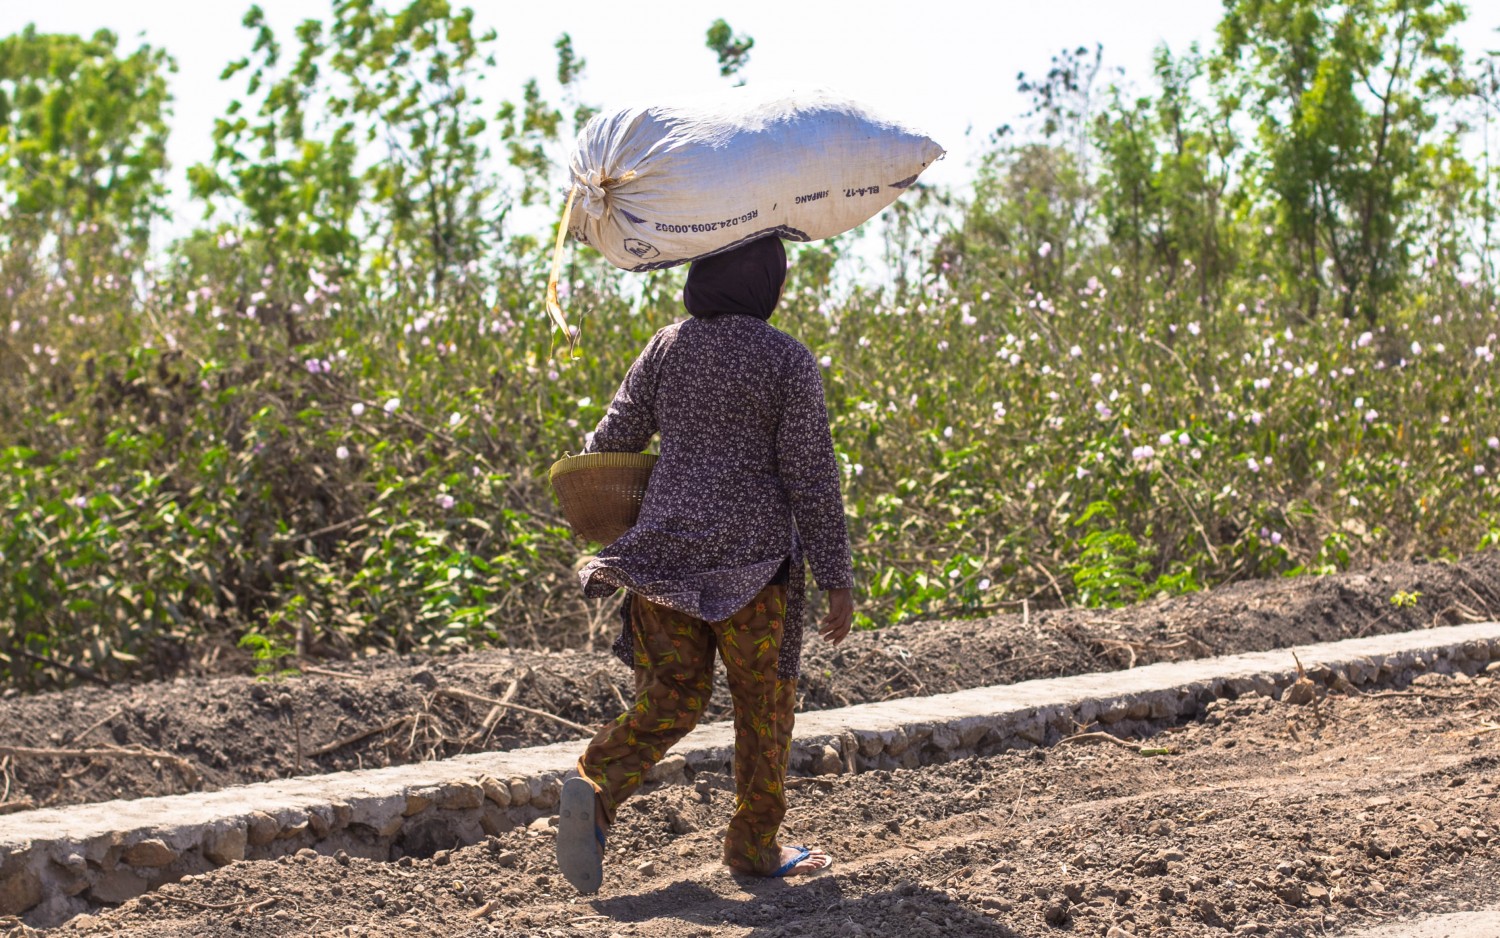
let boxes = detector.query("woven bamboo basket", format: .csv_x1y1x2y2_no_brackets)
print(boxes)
549,452,658,545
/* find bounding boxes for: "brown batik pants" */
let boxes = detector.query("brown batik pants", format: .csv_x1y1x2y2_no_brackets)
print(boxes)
576,583,797,875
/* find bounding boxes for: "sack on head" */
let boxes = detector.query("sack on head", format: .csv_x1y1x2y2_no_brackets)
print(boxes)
566,86,944,272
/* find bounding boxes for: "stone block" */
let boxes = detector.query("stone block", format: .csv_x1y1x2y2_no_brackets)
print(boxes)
203,824,247,865
480,776,511,808
646,755,687,784
883,726,910,756
121,838,177,868
533,777,561,811
815,745,843,775
403,791,436,817
90,868,148,905
479,803,513,836
930,723,961,751
507,778,531,808
307,809,331,837
0,865,42,916
349,796,405,839
1344,654,1374,684
246,811,279,847
437,783,484,811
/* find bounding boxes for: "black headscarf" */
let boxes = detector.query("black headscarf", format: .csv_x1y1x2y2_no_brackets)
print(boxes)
681,236,787,321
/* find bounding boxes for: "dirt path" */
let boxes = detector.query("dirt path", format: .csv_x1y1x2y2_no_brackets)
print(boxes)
39,668,1499,937
4,554,1497,812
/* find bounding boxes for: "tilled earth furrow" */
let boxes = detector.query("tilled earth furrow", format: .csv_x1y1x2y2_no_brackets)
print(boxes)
46,670,1500,938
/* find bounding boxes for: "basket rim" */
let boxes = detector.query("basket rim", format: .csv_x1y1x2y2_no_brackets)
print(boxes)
549,451,658,480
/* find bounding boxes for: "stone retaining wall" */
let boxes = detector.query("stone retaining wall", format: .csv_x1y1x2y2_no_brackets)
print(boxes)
5,622,1500,928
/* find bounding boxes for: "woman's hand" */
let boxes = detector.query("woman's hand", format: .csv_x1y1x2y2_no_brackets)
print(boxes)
818,588,854,646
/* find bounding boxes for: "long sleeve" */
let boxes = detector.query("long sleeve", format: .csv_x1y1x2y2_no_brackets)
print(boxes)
775,347,853,590
584,328,671,454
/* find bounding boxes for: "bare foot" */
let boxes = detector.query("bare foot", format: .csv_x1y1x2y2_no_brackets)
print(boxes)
776,845,833,877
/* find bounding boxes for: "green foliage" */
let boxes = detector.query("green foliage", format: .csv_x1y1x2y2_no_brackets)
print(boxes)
0,26,172,275
1214,0,1472,321
3,1,1500,690
1389,589,1422,608
239,628,299,681
705,19,754,82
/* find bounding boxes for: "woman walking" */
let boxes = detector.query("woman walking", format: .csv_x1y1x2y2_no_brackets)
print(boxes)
557,235,854,893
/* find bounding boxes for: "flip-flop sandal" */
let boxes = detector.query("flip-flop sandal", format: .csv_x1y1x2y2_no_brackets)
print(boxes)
557,776,606,894
771,845,833,878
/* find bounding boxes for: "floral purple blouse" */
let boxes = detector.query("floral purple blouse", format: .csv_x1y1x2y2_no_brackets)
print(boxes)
578,314,854,679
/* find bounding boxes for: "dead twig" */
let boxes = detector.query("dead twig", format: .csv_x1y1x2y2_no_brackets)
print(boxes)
466,667,531,747
155,895,285,913
1057,731,1140,750
435,686,594,736
468,899,500,919
854,648,927,694
66,707,125,747
301,666,366,682
309,715,415,758
0,745,199,787
0,799,37,816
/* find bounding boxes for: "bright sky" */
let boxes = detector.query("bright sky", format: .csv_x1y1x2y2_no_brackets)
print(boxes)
4,1,1499,246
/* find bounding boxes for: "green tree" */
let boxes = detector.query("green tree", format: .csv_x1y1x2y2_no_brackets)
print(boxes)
706,18,754,83
1094,46,1242,305
1215,0,1473,322
0,26,172,273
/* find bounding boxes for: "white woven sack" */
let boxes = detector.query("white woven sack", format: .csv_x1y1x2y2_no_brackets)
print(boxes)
565,87,944,272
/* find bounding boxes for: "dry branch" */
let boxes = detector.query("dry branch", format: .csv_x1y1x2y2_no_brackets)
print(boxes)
0,744,199,787
309,715,414,757
435,686,594,736
1057,731,1150,752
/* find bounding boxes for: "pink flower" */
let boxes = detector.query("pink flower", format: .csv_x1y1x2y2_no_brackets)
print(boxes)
437,494,456,510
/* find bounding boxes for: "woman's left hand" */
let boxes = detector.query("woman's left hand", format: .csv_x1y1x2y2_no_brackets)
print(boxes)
818,588,854,646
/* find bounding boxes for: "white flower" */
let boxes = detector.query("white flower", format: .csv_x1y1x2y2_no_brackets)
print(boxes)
819,355,833,368
1270,531,1282,545
1247,457,1261,473
1411,341,1423,356
1140,383,1151,395
943,426,954,439
1110,266,1122,278
437,494,456,509
1364,409,1379,423
1090,372,1103,386
448,412,461,427
336,446,350,460
383,398,400,414
1131,445,1155,461
1158,432,1173,446
1357,331,1373,348
853,463,864,476
351,402,366,417
1476,464,1488,476
1069,345,1083,358
978,578,991,591
1038,242,1052,257
1488,436,1499,451
1187,321,1201,336
1178,432,1191,445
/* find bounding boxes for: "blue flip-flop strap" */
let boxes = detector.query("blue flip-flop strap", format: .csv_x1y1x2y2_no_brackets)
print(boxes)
771,845,812,878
